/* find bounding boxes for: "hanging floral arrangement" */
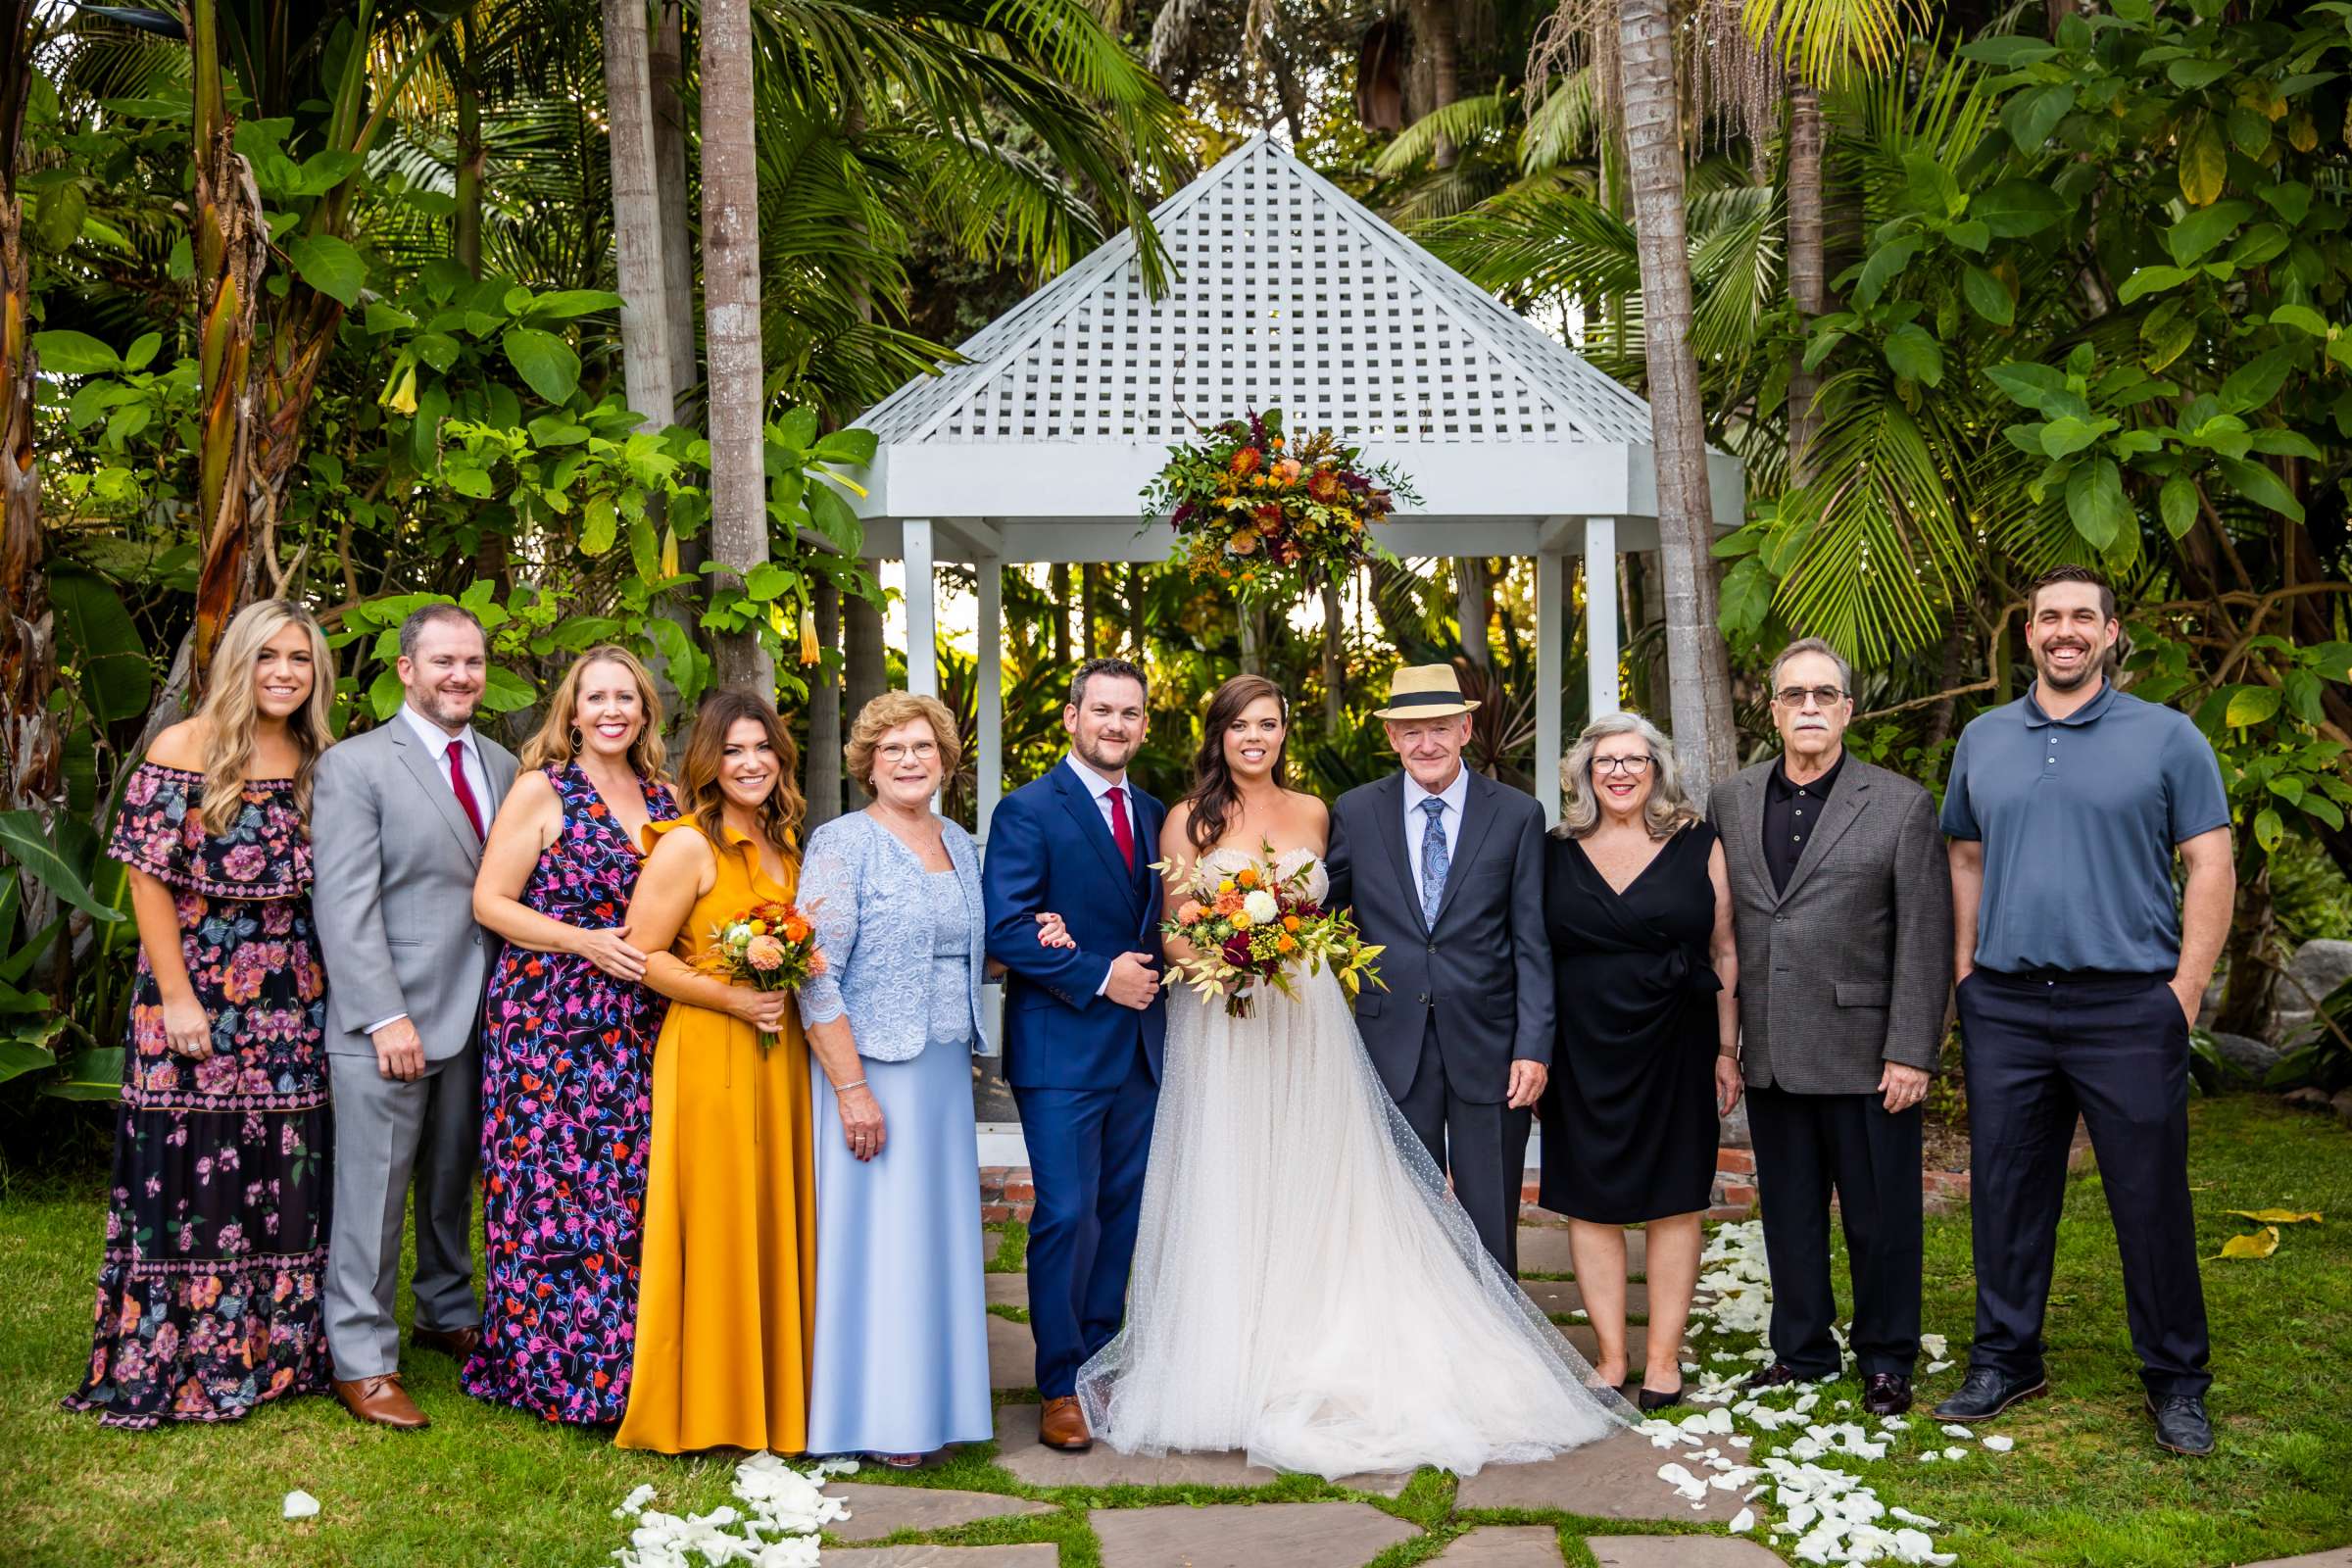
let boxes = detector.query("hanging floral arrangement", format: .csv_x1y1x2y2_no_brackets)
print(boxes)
1143,408,1416,601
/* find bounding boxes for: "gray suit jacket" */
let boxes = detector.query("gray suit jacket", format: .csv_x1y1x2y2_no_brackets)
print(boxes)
1708,756,1952,1095
312,716,518,1060
1324,770,1553,1104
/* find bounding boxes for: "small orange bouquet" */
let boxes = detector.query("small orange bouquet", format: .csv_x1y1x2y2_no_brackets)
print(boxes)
1156,847,1383,1018
699,900,824,1053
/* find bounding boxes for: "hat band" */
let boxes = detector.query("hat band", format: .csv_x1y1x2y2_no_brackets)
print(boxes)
1383,689,1467,708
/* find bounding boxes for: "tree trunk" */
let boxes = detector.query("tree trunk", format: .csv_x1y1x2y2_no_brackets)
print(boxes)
1237,601,1272,675
845,569,885,727
650,2,696,401
1322,577,1346,729
1407,0,1461,167
187,0,268,689
453,24,484,278
1785,80,1826,486
604,0,678,431
1618,0,1737,801
1049,564,1072,665
2212,832,2277,1039
698,0,772,695
0,0,47,813
807,574,843,824
1082,564,1103,660
1455,556,1491,669
1127,564,1149,657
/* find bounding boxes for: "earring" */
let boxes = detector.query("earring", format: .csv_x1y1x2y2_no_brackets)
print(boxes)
570,726,585,753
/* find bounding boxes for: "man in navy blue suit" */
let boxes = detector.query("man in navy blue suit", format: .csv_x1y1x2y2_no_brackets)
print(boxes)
983,657,1167,1453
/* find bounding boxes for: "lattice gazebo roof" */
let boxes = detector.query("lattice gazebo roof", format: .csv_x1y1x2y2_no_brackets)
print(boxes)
846,132,1743,829
851,132,1741,557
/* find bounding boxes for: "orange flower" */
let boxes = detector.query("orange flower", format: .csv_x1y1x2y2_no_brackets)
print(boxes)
1282,914,1300,932
1274,457,1302,483
1229,531,1258,556
1213,890,1246,916
1276,933,1298,954
1230,446,1261,477
1236,868,1258,889
782,916,811,943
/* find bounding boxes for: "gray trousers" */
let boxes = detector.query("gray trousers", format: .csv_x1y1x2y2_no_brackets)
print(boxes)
325,1046,481,1380
1395,1021,1531,1276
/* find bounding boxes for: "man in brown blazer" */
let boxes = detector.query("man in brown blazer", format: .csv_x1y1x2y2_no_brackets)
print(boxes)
1707,638,1952,1416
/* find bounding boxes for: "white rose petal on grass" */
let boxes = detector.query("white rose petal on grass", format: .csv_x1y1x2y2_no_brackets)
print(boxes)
1924,1359,1954,1374
281,1491,320,1521
1730,1507,1756,1533
1938,1423,1975,1439
1942,1446,1969,1460
1982,1434,2015,1451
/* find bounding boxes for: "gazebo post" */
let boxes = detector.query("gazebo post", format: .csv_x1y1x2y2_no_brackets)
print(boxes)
905,518,937,699
1536,540,1565,826
1585,516,1621,721
976,555,1004,839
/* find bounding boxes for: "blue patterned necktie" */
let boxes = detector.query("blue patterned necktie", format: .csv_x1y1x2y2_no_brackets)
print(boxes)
1419,796,1450,926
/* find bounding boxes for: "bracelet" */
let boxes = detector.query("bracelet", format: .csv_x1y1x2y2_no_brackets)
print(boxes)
835,1078,867,1094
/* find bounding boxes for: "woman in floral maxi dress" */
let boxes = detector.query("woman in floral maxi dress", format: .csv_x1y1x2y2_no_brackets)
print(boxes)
65,600,338,1428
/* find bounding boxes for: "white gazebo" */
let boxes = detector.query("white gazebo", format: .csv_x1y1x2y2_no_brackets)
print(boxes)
849,133,1741,828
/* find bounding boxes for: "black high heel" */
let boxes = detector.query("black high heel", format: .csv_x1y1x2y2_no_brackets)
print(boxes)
1636,1386,1684,1413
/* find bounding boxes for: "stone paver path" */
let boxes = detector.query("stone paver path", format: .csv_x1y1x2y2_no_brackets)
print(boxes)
1428,1525,1569,1565
1586,1538,1785,1566
993,1404,1412,1495
1522,1279,1647,1317
985,1273,1027,1306
826,1482,1056,1543
1454,1432,1748,1523
826,1547,1059,1567
987,1314,1035,1390
1090,1502,1418,1568
2241,1553,2352,1567
1518,1225,1645,1276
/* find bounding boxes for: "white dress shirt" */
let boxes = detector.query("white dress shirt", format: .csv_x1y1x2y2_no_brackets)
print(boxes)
367,704,493,1037
1403,763,1471,892
1064,752,1135,998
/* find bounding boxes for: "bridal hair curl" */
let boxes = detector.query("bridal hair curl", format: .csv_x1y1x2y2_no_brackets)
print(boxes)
1183,674,1287,853
677,689,805,855
194,599,335,833
1556,711,1699,841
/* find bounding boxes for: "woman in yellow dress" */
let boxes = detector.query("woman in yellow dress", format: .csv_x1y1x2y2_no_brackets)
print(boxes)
616,690,815,1453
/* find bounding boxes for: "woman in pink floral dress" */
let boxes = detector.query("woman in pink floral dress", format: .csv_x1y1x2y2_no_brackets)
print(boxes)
65,600,338,1428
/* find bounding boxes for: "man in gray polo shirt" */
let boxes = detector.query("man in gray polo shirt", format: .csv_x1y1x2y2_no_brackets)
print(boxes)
1935,565,2233,1457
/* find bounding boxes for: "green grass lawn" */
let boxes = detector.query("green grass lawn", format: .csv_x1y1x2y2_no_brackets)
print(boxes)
0,1097,2346,1567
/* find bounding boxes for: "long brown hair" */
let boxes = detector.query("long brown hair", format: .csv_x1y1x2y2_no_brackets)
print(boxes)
195,599,336,832
675,689,806,857
519,645,669,780
1183,674,1286,853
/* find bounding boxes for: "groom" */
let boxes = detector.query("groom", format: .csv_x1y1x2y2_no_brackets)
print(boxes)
1326,664,1552,1275
984,657,1167,1453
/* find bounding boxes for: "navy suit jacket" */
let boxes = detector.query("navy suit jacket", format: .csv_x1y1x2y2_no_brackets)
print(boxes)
983,760,1167,1091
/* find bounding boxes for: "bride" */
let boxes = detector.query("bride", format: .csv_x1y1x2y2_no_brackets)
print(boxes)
1074,674,1626,1481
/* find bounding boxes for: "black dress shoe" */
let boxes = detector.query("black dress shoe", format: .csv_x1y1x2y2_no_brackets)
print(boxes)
1933,1366,2047,1422
1743,1361,1805,1392
1636,1386,1684,1413
2147,1394,2214,1456
1862,1373,1914,1417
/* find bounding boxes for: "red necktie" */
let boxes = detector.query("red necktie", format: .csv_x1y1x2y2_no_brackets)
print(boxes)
1106,784,1135,871
446,738,485,841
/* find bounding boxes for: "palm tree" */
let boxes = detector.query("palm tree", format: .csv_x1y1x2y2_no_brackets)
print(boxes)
701,0,771,693
0,0,47,813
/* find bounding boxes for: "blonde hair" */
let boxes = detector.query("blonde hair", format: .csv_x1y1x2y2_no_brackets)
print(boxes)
195,599,336,832
1555,710,1700,842
843,691,960,797
518,645,668,780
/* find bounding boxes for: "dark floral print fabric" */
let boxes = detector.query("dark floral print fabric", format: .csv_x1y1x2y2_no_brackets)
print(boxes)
462,763,676,1424
65,762,331,1429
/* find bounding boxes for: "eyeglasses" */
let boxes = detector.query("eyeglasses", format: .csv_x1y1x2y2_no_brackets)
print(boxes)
877,741,939,763
1592,755,1653,775
1774,685,1847,709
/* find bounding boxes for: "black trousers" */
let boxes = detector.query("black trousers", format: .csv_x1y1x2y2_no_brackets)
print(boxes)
1956,969,2211,1398
1746,1085,1923,1380
1395,1021,1531,1275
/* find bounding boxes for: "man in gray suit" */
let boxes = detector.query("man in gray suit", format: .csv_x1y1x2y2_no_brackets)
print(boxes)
1325,663,1552,1274
1708,637,1951,1416
313,604,518,1429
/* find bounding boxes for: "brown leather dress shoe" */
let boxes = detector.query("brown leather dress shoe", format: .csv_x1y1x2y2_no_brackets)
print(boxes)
1039,1395,1093,1451
334,1374,429,1430
412,1324,481,1359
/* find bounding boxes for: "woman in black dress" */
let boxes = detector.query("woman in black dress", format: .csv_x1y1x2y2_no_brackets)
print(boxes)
1539,711,1740,1411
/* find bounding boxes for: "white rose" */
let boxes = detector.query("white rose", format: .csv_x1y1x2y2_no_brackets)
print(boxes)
1243,890,1281,925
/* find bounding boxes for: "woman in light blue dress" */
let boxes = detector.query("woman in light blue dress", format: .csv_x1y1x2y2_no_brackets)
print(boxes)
799,692,1067,1464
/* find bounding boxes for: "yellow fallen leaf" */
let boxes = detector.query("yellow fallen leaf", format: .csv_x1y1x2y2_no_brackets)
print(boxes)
2226,1209,2322,1225
2219,1226,2280,1259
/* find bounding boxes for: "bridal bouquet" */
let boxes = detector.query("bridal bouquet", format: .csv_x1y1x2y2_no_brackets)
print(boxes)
698,899,824,1053
1157,849,1384,1018
1144,407,1415,603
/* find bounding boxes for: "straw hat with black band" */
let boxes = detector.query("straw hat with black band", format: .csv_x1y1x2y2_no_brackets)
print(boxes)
1370,664,1482,720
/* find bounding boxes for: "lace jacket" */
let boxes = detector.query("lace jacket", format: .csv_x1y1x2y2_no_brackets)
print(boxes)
796,810,993,1061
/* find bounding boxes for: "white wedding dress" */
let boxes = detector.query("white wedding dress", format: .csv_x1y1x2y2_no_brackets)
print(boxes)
1075,846,1627,1480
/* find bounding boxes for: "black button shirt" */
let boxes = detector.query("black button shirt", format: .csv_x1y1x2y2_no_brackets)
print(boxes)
1763,751,1845,894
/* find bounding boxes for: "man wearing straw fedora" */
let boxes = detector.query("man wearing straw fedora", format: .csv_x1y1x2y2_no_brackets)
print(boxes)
1325,664,1554,1274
